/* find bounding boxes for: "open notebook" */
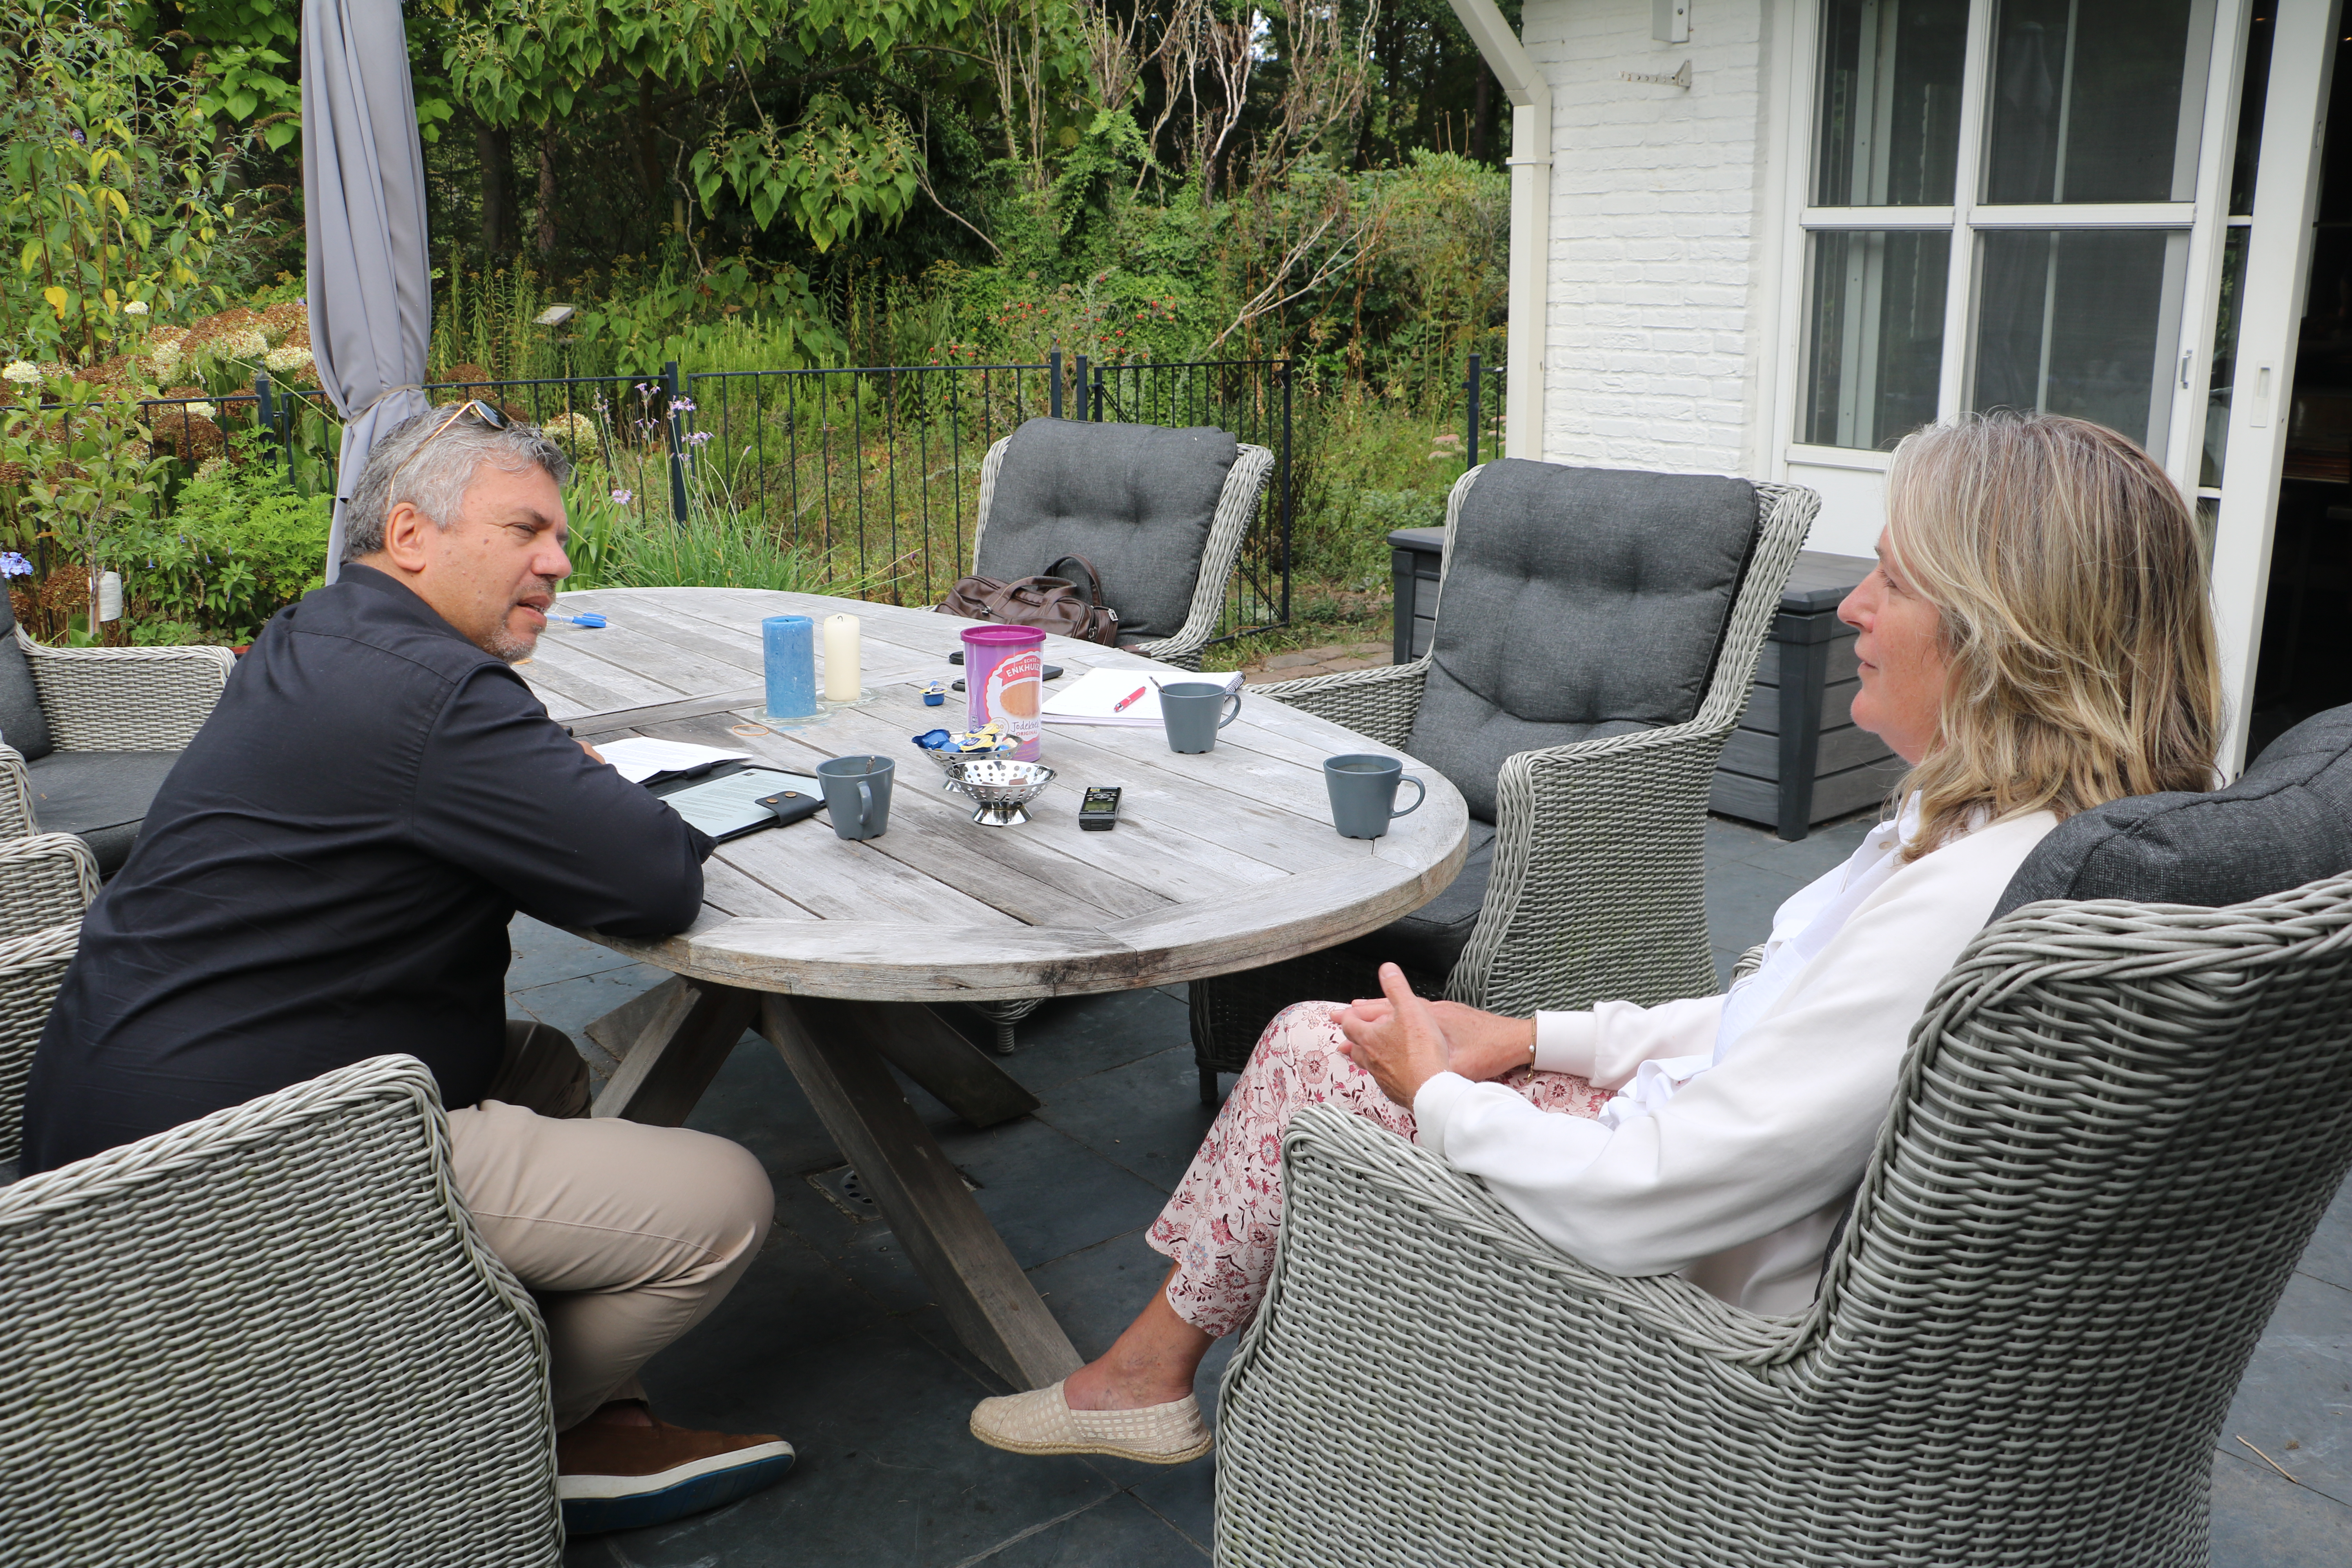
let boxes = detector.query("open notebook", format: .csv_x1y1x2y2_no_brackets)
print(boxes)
1042,668,1244,728
648,765,826,840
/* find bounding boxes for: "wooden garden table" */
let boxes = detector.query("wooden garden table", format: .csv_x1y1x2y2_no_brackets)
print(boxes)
516,586,1470,1390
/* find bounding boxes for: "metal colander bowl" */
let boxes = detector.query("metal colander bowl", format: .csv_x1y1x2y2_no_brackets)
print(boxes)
914,730,1016,792
950,759,1056,827
918,744,974,792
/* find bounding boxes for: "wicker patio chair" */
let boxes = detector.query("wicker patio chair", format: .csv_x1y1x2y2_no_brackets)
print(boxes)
0,588,234,866
0,833,100,1174
1214,871,2352,1567
0,1054,562,1564
1187,461,1816,1102
971,417,1275,671
963,416,1273,1051
0,925,82,1176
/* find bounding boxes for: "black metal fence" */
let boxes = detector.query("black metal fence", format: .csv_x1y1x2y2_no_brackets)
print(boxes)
99,350,1505,648
158,355,1295,645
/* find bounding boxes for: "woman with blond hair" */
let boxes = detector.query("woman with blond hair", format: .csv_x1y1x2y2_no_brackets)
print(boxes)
970,412,2225,1464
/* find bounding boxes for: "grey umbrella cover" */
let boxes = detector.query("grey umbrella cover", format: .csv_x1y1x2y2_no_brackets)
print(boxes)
303,0,434,581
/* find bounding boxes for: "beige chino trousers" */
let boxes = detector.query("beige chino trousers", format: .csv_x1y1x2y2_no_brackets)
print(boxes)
445,1022,775,1430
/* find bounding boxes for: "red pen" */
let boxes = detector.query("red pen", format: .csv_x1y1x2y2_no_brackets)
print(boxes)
1112,684,1150,713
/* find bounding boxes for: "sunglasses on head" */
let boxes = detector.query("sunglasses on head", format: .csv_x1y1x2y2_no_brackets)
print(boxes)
386,399,514,494
422,398,511,440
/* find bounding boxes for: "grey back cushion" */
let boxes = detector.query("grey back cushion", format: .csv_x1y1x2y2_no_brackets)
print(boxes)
1404,460,1760,822
1991,704,2352,920
976,419,1238,641
0,588,53,761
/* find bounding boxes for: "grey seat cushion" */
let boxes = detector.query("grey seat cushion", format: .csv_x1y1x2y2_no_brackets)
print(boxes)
1342,820,1497,976
977,419,1239,642
1991,704,2352,919
27,750,181,875
1405,461,1761,822
0,591,54,762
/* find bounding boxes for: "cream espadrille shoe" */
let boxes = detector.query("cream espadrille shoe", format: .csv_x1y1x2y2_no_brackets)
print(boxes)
969,1380,1213,1464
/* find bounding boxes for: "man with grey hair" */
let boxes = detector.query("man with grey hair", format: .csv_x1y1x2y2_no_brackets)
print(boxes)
21,404,796,1535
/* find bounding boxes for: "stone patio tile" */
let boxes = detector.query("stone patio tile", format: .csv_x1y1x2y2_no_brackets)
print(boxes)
1704,811,1877,879
579,1310,1119,1568
506,913,642,991
682,1031,850,1178
1703,856,1804,962
508,962,669,1038
2216,1273,2352,1508
974,1490,1209,1565
965,989,1193,1097
1015,1231,1236,1549
2295,1175,2352,1293
1033,1043,1221,1193
770,1106,1175,1322
2208,1448,2352,1567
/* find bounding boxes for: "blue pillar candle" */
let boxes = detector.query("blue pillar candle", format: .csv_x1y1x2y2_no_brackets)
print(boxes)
763,615,819,720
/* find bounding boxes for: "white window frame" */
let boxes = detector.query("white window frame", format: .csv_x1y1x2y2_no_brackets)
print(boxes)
1768,0,2250,507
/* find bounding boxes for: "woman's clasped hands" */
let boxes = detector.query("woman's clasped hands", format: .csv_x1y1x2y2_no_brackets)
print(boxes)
1337,963,1537,1106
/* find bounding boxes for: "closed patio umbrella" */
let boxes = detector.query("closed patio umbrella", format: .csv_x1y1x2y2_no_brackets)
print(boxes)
302,0,433,581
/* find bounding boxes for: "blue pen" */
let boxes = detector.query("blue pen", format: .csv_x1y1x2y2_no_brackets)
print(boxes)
548,612,606,628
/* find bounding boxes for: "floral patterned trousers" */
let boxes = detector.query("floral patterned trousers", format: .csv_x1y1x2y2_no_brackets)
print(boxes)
1145,1001,1612,1337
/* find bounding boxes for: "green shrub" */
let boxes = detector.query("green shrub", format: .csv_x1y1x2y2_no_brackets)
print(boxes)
119,462,332,642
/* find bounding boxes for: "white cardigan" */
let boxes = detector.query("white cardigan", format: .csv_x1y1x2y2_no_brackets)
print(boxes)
1410,808,2058,1316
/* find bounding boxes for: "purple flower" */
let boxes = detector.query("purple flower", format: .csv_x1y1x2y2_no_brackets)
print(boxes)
610,488,633,505
670,397,697,414
685,430,713,445
0,553,29,578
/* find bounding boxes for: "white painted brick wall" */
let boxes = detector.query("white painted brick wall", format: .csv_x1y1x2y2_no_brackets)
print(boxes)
1520,0,1782,478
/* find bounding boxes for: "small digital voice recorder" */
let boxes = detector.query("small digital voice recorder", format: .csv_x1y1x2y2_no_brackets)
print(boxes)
1078,786,1122,831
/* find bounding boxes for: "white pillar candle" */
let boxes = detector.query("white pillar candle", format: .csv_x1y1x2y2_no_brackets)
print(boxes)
822,612,861,701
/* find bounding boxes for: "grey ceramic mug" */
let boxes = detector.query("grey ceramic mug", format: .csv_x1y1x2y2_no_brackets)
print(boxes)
816,754,895,840
1160,681,1243,753
1323,754,1426,839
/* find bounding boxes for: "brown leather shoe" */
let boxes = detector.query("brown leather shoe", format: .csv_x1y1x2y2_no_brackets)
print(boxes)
557,1410,796,1535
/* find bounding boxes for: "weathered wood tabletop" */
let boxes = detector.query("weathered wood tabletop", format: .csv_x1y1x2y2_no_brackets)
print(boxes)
517,585,1469,1389
523,585,1470,1000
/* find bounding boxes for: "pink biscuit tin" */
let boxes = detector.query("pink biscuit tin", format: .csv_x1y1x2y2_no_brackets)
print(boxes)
962,624,1046,760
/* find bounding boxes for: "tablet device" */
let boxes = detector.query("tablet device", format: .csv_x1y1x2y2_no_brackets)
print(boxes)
650,764,826,841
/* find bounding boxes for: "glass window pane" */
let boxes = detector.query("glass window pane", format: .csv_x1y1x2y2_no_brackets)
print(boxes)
2229,10,2274,216
1803,230,1952,449
1984,0,2204,204
1815,0,1970,206
2203,226,2247,487
1971,228,2187,451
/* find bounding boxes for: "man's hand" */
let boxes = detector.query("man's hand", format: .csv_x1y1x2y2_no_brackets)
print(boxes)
1339,964,1455,1107
577,739,607,764
1341,995,1534,1083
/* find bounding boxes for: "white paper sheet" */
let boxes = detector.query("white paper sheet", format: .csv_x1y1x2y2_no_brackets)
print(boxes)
597,736,754,784
1041,668,1243,727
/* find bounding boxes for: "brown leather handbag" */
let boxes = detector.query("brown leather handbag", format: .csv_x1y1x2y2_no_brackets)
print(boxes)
937,554,1125,646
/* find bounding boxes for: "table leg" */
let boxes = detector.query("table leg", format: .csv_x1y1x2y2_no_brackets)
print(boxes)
587,976,760,1127
875,1004,1040,1128
760,994,1084,1390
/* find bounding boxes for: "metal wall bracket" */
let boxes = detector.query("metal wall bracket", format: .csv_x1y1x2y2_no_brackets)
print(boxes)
1623,59,1693,89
